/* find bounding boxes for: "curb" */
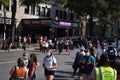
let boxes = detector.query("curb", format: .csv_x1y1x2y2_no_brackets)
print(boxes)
0,47,38,52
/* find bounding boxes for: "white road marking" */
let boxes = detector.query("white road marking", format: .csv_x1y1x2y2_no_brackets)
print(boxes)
0,61,16,65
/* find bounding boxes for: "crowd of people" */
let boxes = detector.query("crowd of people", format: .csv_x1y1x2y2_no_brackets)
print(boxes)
7,34,120,80
9,49,57,80
72,39,120,80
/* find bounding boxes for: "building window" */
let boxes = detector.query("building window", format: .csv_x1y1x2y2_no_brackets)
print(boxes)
60,11,62,19
42,7,45,17
47,8,50,17
31,6,35,15
55,10,59,18
24,5,29,14
64,11,66,20
36,6,40,16
70,13,73,21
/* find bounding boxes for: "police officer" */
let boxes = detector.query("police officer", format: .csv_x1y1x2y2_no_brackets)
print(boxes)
89,54,117,80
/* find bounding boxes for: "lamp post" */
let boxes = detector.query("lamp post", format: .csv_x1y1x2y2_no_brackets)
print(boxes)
3,5,7,49
11,0,16,46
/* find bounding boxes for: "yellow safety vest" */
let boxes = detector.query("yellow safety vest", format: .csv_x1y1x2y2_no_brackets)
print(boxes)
95,66,117,80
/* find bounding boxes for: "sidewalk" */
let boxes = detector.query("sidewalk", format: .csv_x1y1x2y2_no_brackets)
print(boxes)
0,44,39,52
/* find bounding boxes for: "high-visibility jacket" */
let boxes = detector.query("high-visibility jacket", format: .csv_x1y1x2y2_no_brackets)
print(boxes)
95,66,117,80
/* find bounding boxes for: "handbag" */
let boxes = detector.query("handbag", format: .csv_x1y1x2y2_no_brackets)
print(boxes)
9,66,16,80
9,76,15,80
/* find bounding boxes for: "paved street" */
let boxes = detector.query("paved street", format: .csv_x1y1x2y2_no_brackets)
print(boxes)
0,48,80,80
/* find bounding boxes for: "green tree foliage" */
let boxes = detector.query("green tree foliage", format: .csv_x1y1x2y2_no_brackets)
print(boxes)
58,0,68,5
62,0,120,25
20,0,42,6
97,0,120,25
59,0,120,37
0,0,9,8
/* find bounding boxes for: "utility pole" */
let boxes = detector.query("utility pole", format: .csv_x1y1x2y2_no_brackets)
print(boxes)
3,5,6,49
11,0,16,46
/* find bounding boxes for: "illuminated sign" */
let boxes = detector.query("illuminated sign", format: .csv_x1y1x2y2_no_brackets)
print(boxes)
72,23,78,27
59,21,71,27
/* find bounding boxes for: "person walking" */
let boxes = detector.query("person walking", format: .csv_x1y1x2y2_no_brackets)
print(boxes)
87,42,98,63
10,58,28,80
58,39,64,54
72,47,85,77
43,49,57,80
28,54,38,80
22,36,27,51
89,54,117,80
67,39,73,55
23,51,29,69
79,49,96,80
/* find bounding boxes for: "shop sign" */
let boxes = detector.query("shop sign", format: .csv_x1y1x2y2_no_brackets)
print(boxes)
31,20,40,24
0,17,11,24
22,19,41,25
22,20,31,25
72,22,78,27
59,21,71,27
41,20,51,25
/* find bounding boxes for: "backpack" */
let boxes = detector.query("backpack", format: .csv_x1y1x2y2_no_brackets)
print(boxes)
107,47,116,54
107,46,116,60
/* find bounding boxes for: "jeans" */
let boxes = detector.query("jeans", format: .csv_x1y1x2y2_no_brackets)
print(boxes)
15,78,25,80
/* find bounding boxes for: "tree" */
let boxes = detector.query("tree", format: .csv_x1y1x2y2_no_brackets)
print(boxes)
59,0,120,39
60,0,99,39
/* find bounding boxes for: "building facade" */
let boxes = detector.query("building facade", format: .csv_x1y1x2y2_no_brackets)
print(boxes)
0,0,80,43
